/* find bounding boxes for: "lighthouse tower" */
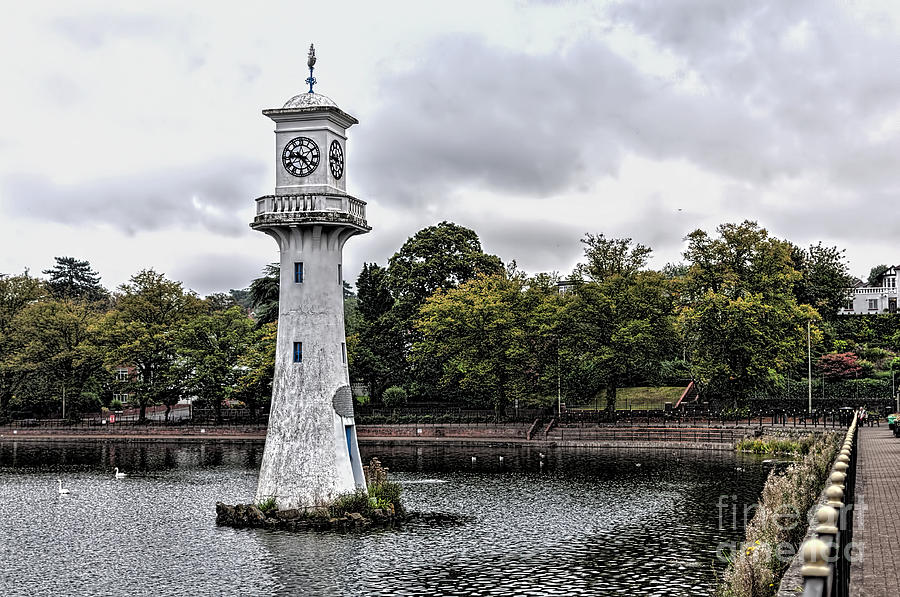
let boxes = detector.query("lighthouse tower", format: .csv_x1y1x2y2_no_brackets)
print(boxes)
252,45,369,509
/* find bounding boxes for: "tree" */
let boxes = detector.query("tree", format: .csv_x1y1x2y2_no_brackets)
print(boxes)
6,298,105,418
233,321,276,420
413,273,535,412
868,264,889,287
98,270,203,422
791,242,854,321
386,222,504,397
0,273,46,416
204,292,238,311
386,221,504,322
350,263,402,400
679,221,818,405
249,263,279,326
562,235,677,413
176,306,253,423
42,256,107,302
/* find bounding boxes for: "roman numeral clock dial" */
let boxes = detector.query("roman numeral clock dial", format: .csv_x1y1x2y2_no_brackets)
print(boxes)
329,140,344,180
282,136,320,177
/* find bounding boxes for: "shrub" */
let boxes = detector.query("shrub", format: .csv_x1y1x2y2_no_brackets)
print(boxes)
382,386,408,407
718,432,841,596
363,457,405,515
109,399,123,411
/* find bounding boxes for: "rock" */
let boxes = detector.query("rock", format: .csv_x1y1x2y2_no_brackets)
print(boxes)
348,512,364,523
247,505,267,526
276,509,301,520
215,502,236,526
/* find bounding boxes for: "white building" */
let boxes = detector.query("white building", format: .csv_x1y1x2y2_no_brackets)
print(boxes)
839,266,899,315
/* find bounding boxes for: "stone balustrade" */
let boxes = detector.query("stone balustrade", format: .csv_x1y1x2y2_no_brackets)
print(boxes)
252,193,369,230
795,414,858,597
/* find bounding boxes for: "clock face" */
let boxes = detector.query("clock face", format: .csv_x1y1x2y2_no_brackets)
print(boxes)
329,140,344,180
282,137,320,177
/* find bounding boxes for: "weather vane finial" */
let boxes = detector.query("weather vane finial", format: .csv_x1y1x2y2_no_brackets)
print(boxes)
306,44,317,93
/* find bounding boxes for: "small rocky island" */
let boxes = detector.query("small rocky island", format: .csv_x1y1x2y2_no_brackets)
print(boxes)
215,500,403,531
218,457,407,531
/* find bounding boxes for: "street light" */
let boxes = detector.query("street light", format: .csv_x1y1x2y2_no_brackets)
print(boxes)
892,359,898,413
807,321,812,415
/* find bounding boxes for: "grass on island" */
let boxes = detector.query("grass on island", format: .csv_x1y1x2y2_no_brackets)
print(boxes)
571,386,687,411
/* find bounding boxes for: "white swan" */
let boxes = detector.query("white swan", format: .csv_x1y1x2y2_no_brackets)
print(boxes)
114,467,126,479
57,479,70,495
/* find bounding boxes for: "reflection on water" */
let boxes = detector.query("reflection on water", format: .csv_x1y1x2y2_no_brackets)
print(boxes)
0,440,768,596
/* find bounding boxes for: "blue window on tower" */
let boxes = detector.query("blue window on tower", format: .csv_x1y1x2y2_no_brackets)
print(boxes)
293,342,302,363
294,262,303,283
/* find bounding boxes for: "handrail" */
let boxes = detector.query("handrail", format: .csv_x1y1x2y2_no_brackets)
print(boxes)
797,413,858,596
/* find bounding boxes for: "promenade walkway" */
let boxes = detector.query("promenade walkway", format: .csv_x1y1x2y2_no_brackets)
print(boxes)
850,426,900,596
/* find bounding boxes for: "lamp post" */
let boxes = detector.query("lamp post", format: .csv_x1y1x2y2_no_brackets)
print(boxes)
807,321,813,415
892,359,898,413
556,336,562,417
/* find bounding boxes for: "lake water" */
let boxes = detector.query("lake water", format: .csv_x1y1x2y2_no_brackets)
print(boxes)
0,440,769,596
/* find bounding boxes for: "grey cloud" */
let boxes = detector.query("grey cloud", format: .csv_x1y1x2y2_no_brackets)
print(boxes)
170,252,268,296
1,157,265,237
473,217,586,274
356,4,900,216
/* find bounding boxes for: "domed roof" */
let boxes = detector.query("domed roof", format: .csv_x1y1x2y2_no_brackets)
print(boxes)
282,92,338,109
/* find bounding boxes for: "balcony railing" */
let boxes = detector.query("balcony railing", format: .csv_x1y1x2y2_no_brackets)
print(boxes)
853,286,897,295
252,193,369,230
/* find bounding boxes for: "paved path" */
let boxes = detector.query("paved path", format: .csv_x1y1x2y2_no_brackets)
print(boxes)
850,426,900,596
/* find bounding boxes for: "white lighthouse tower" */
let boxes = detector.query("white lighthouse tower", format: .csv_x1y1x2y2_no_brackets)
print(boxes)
253,45,369,509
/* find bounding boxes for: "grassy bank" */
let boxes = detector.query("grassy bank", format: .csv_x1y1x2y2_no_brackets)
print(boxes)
572,386,686,411
717,432,841,597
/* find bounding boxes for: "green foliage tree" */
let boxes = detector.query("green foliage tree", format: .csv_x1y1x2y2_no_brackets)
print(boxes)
387,221,504,323
413,273,559,412
387,222,504,398
351,263,402,400
204,292,239,311
867,264,889,287
5,298,106,418
233,321,277,419
98,270,203,422
176,306,254,422
790,242,854,321
680,221,819,404
42,256,107,303
562,235,677,413
0,273,47,416
249,263,279,326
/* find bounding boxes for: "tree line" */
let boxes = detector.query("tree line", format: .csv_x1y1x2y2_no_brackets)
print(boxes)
1,220,895,422
346,220,879,413
0,258,272,422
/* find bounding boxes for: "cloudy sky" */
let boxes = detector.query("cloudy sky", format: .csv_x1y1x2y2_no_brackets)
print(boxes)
2,0,899,295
